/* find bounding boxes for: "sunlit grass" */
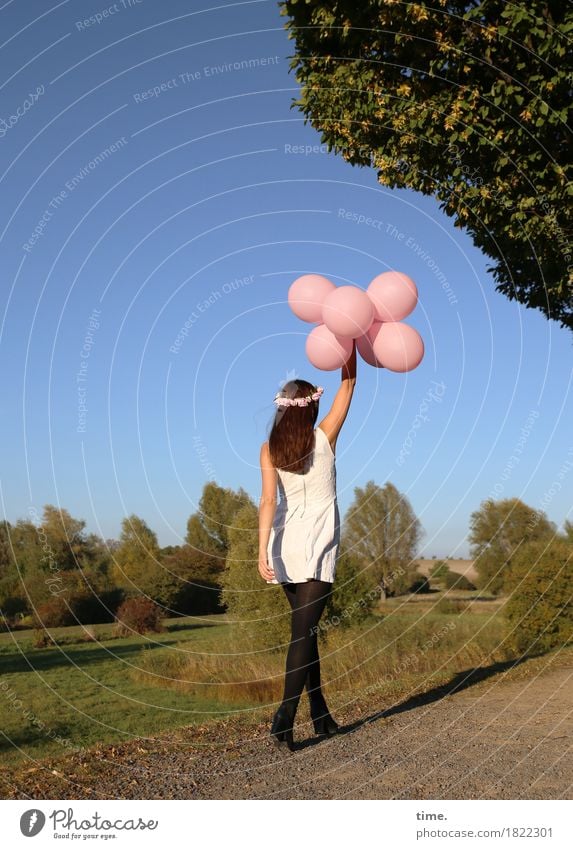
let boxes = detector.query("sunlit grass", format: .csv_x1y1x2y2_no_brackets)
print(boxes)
0,615,239,768
0,591,547,770
134,594,511,709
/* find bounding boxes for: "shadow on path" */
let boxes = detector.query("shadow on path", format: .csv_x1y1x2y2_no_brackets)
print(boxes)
294,654,537,752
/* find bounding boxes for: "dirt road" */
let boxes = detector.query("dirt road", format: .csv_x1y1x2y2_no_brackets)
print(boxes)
2,654,571,800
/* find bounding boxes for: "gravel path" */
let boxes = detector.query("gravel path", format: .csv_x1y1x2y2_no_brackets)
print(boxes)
2,656,572,800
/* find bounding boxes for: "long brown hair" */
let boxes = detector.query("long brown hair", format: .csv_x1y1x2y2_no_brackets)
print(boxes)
268,379,319,474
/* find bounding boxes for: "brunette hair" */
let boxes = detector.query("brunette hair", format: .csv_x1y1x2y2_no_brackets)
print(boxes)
268,379,319,474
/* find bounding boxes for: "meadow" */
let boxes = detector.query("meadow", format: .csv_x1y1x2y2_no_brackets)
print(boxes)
0,588,516,769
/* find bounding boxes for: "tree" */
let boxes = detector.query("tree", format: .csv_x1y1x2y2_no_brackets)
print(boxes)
161,544,224,614
186,482,253,568
1,513,118,623
503,538,573,654
39,505,90,571
562,519,573,544
431,559,450,580
115,597,164,636
4,519,53,611
280,0,573,331
442,570,475,591
220,502,290,648
10,519,46,576
0,520,12,570
468,497,556,594
0,520,24,619
112,515,179,607
341,480,423,595
324,548,381,630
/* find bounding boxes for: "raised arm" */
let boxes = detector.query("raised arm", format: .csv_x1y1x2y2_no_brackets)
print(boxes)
317,340,357,453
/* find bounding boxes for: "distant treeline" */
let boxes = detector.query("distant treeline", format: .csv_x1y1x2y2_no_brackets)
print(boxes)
1,483,571,652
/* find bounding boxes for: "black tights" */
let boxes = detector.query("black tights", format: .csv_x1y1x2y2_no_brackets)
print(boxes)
280,579,332,718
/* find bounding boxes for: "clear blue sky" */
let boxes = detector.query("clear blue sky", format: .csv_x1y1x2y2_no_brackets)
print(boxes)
1,0,571,558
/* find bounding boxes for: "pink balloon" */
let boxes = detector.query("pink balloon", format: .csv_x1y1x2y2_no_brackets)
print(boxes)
367,271,418,322
372,322,424,373
288,274,336,323
322,285,375,338
356,320,385,367
306,324,354,371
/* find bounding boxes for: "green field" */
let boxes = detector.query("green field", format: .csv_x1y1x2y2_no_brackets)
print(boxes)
0,590,520,769
0,615,252,769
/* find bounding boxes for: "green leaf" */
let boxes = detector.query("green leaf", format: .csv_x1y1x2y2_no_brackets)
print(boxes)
281,0,573,331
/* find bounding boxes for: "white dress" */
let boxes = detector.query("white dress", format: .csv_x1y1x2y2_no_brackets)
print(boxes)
266,426,340,584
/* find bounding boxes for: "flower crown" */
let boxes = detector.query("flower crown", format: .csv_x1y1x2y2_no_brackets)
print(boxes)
274,386,324,407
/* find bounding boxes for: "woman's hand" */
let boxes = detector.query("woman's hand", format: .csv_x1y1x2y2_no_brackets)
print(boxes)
258,549,275,582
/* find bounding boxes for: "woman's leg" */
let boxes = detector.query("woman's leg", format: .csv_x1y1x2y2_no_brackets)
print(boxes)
281,581,330,713
280,579,332,719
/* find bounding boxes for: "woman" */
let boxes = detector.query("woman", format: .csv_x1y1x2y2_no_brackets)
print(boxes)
258,341,357,751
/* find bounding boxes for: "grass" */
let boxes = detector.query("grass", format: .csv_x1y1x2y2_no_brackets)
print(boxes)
0,614,243,769
133,589,513,710
0,588,553,769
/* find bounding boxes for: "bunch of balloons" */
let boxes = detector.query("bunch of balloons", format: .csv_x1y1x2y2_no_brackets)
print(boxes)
288,272,424,372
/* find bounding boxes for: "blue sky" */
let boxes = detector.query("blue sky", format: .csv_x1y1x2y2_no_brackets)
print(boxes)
1,0,571,558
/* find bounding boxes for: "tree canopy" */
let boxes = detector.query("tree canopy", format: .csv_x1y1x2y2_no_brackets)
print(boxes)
503,537,573,653
468,496,556,593
280,0,573,330
186,481,253,566
220,501,290,647
341,479,423,594
112,514,180,607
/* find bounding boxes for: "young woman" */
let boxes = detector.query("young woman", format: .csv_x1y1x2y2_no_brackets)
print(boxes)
258,341,357,750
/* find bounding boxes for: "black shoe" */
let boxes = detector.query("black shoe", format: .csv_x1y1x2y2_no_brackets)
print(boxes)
270,705,296,751
312,713,339,736
310,702,339,736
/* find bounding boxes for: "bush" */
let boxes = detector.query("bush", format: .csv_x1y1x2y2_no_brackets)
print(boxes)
220,502,290,649
408,574,431,594
323,550,381,632
33,628,53,648
73,588,124,624
114,596,164,636
32,596,76,629
430,560,450,580
161,545,225,615
1,595,29,626
435,598,469,615
503,539,573,655
442,571,476,591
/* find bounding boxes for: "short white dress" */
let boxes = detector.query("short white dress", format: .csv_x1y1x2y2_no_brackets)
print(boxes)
266,426,341,584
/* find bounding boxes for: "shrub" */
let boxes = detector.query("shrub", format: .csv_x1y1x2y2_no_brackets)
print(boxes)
430,560,450,580
408,574,431,594
323,550,381,632
435,598,469,615
1,596,29,627
32,596,76,629
442,571,476,591
73,588,124,624
30,587,123,629
469,498,556,595
114,596,164,636
503,539,573,654
33,628,53,648
220,503,290,649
